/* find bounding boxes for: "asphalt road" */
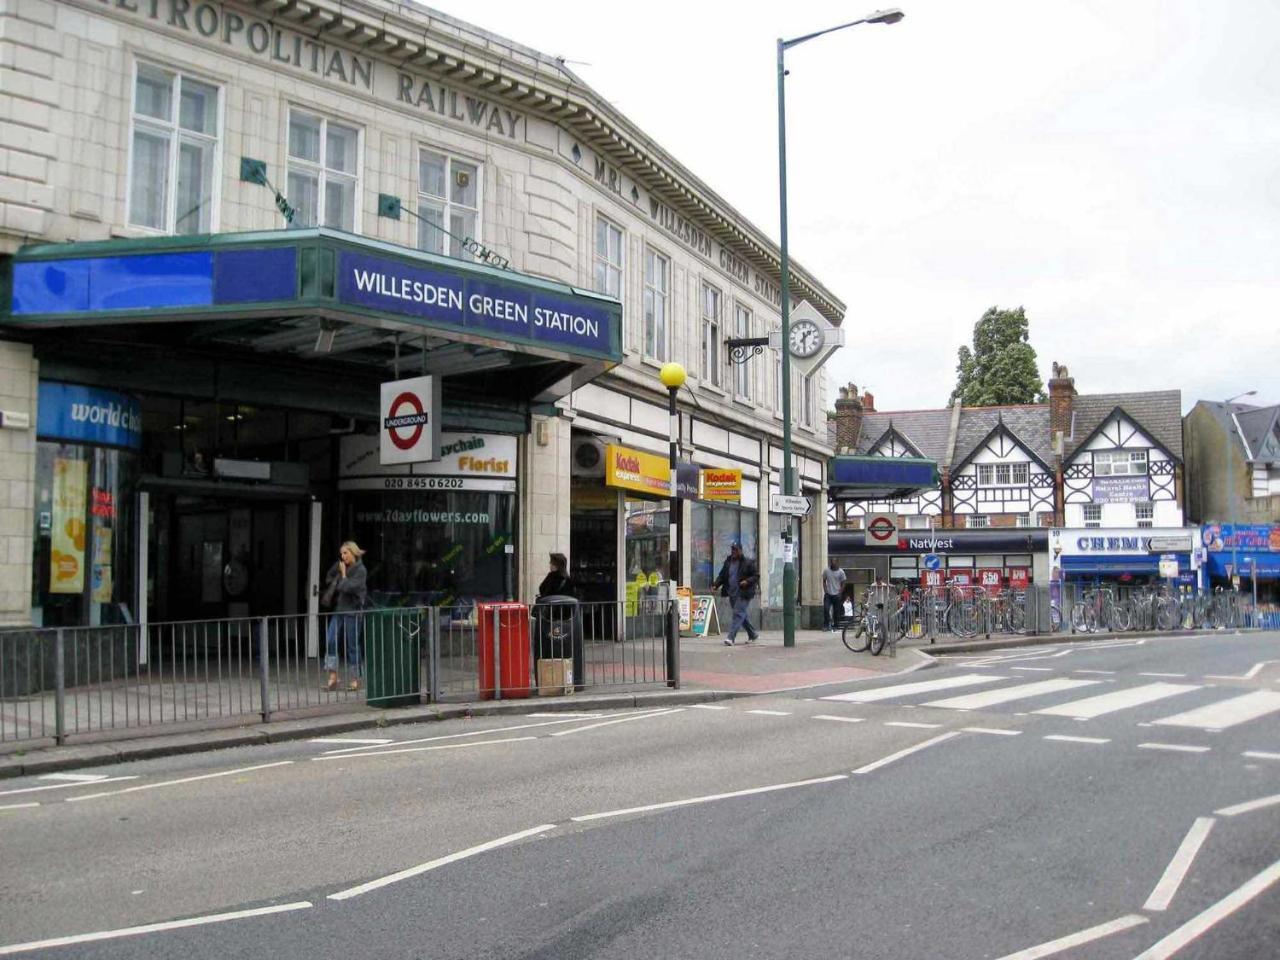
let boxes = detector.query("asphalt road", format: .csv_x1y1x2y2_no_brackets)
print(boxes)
2,631,1279,959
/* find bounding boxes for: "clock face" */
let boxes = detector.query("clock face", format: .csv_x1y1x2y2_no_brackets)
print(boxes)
788,319,824,358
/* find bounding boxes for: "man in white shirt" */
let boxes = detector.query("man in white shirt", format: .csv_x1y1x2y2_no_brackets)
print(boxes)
822,559,847,632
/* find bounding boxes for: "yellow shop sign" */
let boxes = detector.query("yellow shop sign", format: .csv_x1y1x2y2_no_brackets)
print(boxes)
701,467,742,502
605,444,670,496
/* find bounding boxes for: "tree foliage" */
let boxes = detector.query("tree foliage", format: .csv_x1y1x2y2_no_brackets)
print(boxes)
949,306,1047,406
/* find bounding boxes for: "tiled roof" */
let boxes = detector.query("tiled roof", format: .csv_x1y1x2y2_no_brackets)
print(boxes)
1236,405,1280,462
954,405,1052,468
1068,390,1183,460
854,409,953,461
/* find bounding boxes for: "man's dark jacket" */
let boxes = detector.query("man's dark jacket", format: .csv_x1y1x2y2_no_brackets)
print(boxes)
713,555,758,601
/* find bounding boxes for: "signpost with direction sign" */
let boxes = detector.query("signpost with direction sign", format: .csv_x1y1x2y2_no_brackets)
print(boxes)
769,493,813,517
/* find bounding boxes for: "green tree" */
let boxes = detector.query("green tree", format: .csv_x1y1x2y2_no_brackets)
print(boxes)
949,306,1047,406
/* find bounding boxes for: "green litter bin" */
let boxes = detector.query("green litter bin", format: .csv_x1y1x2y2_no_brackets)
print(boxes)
364,608,423,708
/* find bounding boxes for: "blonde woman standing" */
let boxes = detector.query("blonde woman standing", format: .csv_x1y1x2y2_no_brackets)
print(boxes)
323,541,368,691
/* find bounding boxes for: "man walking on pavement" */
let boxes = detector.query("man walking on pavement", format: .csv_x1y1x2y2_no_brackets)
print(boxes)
712,541,759,645
822,558,847,632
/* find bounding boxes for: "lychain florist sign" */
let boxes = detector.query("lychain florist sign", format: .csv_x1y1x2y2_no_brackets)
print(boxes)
380,375,441,466
605,444,670,496
340,431,517,493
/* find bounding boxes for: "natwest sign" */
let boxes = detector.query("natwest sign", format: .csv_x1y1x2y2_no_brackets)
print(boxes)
899,536,957,552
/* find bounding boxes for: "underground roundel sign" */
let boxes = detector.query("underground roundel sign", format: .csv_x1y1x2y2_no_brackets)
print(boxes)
866,513,900,546
380,375,441,466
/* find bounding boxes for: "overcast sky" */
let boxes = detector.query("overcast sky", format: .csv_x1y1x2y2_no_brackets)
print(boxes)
427,0,1278,414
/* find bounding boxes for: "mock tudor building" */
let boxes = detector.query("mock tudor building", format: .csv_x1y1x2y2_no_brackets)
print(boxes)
827,364,1187,587
0,0,840,628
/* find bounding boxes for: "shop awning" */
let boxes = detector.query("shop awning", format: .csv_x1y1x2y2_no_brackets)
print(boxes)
1,228,622,407
1061,555,1190,575
828,455,940,502
1206,553,1280,578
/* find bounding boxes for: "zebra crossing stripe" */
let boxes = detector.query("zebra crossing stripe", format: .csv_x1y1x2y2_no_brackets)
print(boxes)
821,674,1003,704
925,678,1099,711
1154,690,1280,731
1035,682,1200,720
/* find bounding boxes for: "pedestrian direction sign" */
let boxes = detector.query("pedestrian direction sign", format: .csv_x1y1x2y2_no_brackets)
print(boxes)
769,493,812,516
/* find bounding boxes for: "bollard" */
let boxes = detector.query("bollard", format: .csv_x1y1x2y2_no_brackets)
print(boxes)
667,599,680,689
54,628,66,745
427,607,441,703
258,617,271,723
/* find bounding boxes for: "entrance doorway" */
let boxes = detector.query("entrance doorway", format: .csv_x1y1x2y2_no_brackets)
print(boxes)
570,481,618,605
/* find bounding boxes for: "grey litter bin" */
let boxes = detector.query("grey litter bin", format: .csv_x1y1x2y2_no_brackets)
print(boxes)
532,595,584,692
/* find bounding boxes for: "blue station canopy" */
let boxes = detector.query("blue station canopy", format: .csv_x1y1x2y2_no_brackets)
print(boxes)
828,455,940,502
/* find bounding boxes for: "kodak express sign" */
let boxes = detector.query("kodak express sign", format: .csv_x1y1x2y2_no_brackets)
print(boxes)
701,468,742,502
605,444,670,496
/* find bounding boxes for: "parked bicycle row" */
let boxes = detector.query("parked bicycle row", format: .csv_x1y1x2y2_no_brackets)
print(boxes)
837,582,1259,651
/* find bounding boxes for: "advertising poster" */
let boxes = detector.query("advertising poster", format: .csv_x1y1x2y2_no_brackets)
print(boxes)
91,524,113,603
50,457,87,594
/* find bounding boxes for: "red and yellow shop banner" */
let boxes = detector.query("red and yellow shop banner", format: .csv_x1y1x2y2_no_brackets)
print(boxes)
605,444,670,496
701,468,742,503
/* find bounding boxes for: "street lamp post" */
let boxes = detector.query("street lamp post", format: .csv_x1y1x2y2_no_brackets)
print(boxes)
1223,390,1257,590
777,8,903,648
661,362,687,687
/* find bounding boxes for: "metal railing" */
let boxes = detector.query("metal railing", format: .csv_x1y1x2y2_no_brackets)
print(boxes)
1,600,676,746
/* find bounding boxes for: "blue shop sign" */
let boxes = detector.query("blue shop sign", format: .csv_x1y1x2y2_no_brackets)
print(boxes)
37,382,142,449
336,251,614,357
1201,523,1277,553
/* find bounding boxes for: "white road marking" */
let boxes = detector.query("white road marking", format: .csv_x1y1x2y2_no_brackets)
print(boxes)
321,712,653,755
313,736,536,761
1035,683,1200,720
571,774,848,823
0,776,138,798
926,678,1099,711
308,737,393,746
1139,673,1187,679
1206,660,1278,681
328,825,555,901
1075,669,1116,675
688,704,729,711
1144,817,1216,912
1012,667,1054,672
745,709,791,716
993,913,1146,960
0,802,39,812
1242,751,1280,762
884,721,943,729
963,727,1022,736
853,732,962,775
38,773,108,782
813,715,865,724
1133,857,1280,960
0,901,313,956
1138,743,1210,754
1044,735,1110,744
822,673,1004,703
525,712,598,718
64,761,293,803
549,708,684,737
1154,690,1280,731
1215,793,1280,818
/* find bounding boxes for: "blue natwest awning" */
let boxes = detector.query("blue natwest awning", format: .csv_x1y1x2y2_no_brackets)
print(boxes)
828,455,939,502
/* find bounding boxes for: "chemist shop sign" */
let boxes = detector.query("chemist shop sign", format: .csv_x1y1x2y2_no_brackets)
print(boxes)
339,251,616,359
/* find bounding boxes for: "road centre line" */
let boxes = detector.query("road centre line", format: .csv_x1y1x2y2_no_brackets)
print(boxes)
813,715,865,724
853,732,961,775
993,913,1147,960
1012,667,1054,672
321,712,655,755
0,776,138,798
328,824,555,901
963,727,1022,736
1138,743,1210,754
688,704,729,710
1133,857,1280,960
1214,793,1280,818
0,802,40,812
884,721,943,729
745,709,791,716
1075,670,1116,675
1139,673,1186,679
1242,751,1280,762
313,737,536,761
0,901,313,957
308,738,392,746
1044,735,1110,744
39,773,108,782
1143,817,1216,912
65,761,294,803
549,708,684,737
571,774,848,823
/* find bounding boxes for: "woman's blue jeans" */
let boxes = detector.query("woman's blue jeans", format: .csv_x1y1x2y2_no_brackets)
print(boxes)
324,613,362,672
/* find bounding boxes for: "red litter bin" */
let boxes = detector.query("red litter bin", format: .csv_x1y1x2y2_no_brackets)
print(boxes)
476,602,532,699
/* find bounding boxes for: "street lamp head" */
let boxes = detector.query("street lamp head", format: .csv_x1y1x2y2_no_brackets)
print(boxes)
866,8,905,24
1226,390,1257,405
659,362,687,390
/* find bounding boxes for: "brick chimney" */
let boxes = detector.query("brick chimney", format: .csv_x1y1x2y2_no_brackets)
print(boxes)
834,383,864,452
862,390,876,413
1047,361,1075,457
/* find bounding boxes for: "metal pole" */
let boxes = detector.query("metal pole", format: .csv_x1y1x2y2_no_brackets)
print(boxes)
667,383,680,687
258,617,271,723
54,628,66,746
778,37,796,648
